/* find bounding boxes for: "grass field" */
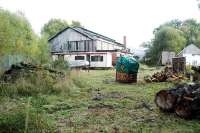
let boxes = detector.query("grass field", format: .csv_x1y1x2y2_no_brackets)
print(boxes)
1,66,200,133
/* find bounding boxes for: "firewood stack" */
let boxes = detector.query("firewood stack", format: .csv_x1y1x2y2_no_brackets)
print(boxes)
155,83,200,119
144,67,185,82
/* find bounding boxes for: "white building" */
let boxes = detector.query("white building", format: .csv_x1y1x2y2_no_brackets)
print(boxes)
161,51,175,65
177,44,200,66
48,27,128,68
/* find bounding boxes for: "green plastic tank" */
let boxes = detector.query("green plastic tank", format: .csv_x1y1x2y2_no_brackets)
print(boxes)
115,55,139,83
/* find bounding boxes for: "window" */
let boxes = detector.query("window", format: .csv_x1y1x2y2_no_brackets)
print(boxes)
84,41,87,51
87,41,90,51
76,41,79,51
75,56,85,60
83,40,90,51
68,42,71,50
91,56,103,62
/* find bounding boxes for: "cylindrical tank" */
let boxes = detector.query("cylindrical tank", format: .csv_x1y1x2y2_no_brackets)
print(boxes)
115,55,139,83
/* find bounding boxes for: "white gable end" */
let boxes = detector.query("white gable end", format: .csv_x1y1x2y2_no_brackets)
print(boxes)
49,28,92,52
179,44,200,56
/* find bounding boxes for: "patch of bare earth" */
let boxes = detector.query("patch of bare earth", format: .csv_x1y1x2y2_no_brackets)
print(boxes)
88,103,114,115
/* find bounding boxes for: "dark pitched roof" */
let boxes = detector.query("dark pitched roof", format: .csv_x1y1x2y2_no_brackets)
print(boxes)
48,27,94,41
73,27,115,42
48,26,124,46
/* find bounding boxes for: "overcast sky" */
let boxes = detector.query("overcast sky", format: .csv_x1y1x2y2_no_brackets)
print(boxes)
0,0,200,50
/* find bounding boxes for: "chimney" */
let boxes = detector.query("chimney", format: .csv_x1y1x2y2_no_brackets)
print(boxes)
123,36,127,49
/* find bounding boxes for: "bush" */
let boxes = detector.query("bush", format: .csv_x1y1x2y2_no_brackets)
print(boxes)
51,59,69,71
0,106,55,133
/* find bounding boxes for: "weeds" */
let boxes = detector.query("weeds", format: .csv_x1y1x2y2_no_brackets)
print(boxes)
0,104,55,133
31,96,49,109
1,67,200,132
0,78,60,97
72,77,88,88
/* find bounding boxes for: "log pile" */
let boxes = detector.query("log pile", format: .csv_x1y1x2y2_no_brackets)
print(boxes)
144,67,185,82
155,83,200,119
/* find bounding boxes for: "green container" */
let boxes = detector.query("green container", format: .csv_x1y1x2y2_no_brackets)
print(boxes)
115,55,139,83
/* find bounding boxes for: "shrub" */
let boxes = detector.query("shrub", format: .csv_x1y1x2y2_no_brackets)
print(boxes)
0,106,55,133
51,59,69,71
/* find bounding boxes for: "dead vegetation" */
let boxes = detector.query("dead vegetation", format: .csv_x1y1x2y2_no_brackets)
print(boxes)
1,62,65,82
0,62,68,97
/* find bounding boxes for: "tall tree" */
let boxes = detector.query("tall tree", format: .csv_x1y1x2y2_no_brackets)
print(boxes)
71,20,82,27
41,19,69,38
154,19,200,46
153,19,182,34
180,19,200,45
143,19,200,65
144,26,186,64
0,8,35,56
0,8,51,67
41,19,83,38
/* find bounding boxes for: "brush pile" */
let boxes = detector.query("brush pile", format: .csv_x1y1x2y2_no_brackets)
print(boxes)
144,67,185,82
1,62,65,82
155,83,200,119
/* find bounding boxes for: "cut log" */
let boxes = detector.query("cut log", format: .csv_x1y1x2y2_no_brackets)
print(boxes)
155,83,200,119
175,96,200,118
155,90,178,111
175,98,192,119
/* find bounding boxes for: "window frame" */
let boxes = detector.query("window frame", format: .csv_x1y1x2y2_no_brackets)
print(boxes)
91,56,103,62
75,56,85,60
76,41,79,51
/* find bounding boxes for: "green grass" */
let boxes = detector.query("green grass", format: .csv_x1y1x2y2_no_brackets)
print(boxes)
1,66,200,132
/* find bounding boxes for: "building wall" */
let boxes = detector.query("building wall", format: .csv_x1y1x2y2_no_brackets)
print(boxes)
111,52,124,66
90,53,112,67
64,54,87,62
96,40,124,51
181,44,200,55
52,55,58,61
161,51,175,65
52,52,112,68
183,54,200,66
96,40,112,50
49,28,124,53
49,28,125,68
49,28,92,52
